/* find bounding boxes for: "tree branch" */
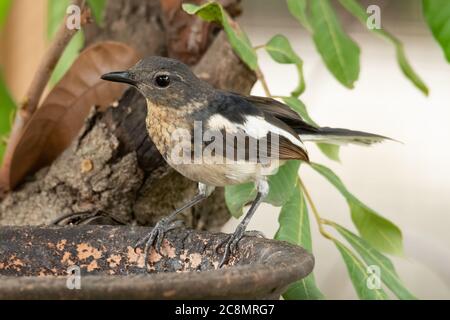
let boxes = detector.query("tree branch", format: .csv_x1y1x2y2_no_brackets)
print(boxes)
0,0,91,190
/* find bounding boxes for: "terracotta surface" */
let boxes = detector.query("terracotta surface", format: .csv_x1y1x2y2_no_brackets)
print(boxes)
0,225,314,299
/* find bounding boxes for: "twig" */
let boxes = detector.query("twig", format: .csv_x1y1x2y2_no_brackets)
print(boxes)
255,67,271,97
299,177,336,241
13,0,89,131
0,0,90,187
23,0,89,117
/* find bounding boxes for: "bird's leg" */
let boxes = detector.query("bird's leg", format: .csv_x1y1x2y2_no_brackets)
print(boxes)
217,179,269,268
135,183,215,270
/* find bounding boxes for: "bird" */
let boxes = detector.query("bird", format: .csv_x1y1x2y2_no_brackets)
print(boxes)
101,56,389,268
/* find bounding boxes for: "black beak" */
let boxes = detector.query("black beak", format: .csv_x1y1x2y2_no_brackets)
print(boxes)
101,71,137,86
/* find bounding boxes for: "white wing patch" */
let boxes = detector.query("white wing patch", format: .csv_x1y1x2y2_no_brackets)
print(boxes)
206,115,306,150
207,114,239,133
243,116,306,150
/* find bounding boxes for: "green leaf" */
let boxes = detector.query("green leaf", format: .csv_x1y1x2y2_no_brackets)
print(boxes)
266,34,306,96
282,96,314,124
182,2,258,70
275,184,325,300
275,185,310,247
265,160,300,206
332,223,417,300
266,35,302,65
283,96,340,162
225,182,256,218
225,161,300,218
0,72,16,163
50,31,84,85
283,277,324,300
0,0,12,30
309,0,360,88
47,0,85,85
87,0,106,26
334,239,389,300
310,162,403,255
339,0,428,95
393,43,429,95
286,0,312,32
423,0,450,63
47,0,70,39
317,143,340,162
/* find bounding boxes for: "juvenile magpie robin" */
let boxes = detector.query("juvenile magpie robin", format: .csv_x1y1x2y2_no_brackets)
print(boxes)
101,56,388,268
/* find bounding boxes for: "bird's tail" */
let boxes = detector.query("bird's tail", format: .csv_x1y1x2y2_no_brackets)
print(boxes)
298,127,393,146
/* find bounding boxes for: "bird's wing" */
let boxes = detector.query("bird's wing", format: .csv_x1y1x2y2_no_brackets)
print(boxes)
195,93,309,162
236,94,319,134
240,94,392,146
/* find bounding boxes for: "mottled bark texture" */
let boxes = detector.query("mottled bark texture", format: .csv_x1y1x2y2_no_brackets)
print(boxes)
0,0,256,229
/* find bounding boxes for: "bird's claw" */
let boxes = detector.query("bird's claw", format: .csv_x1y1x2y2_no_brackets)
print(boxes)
216,226,248,268
134,219,183,270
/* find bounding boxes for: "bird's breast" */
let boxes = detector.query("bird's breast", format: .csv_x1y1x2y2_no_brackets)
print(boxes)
145,103,191,156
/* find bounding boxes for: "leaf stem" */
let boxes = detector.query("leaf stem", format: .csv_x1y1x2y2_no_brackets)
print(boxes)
255,67,272,97
299,177,336,241
253,44,265,50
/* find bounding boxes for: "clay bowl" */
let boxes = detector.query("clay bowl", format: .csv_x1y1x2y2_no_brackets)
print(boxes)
0,225,314,299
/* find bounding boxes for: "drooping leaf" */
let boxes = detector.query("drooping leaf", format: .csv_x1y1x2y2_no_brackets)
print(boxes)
225,160,300,218
182,2,258,70
339,0,428,95
266,160,300,206
316,143,340,162
275,184,325,300
0,72,16,164
423,0,450,63
310,163,403,255
283,276,325,300
334,239,389,300
286,0,312,32
283,96,340,162
87,0,106,25
282,96,314,124
332,223,417,300
266,34,306,96
0,0,12,30
276,185,309,246
225,182,256,218
266,35,302,65
4,42,140,189
309,0,360,88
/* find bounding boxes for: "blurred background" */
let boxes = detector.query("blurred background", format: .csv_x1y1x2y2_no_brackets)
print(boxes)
1,0,449,299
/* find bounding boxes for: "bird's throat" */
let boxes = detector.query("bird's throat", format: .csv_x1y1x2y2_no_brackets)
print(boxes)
145,99,191,157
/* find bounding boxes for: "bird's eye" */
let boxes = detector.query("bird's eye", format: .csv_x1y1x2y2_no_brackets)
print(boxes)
154,74,170,88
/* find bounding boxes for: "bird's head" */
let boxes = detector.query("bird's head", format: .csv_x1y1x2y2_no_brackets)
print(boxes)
101,56,213,108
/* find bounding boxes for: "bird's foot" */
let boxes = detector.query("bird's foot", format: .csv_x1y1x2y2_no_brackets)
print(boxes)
216,226,256,268
134,218,183,270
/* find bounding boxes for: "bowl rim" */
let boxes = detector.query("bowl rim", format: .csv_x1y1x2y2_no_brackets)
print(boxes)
0,225,314,299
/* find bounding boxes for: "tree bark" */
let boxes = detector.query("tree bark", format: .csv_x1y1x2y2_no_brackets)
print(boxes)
0,0,256,230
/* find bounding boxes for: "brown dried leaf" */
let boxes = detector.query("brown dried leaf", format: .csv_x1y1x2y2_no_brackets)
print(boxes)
4,41,140,190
